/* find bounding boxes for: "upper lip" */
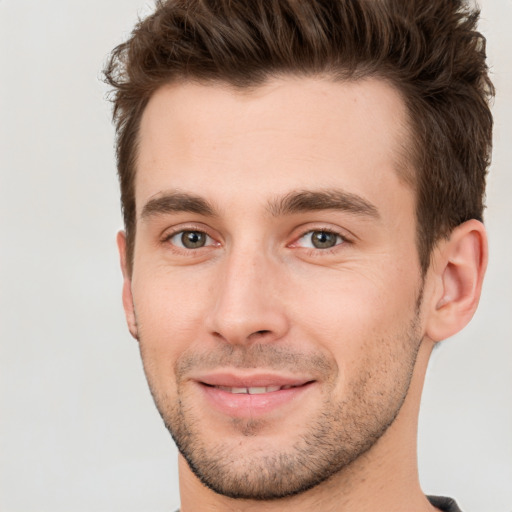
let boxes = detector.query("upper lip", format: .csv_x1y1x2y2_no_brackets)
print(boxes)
194,372,314,388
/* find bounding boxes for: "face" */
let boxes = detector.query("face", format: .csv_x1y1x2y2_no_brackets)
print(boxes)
122,77,425,499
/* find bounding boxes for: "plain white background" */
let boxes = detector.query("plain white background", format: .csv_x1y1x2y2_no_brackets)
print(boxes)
0,1,510,511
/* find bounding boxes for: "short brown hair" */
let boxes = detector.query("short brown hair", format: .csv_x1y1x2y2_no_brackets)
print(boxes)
104,0,494,275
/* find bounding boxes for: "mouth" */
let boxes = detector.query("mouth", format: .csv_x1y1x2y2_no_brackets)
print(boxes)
195,374,316,417
206,384,304,394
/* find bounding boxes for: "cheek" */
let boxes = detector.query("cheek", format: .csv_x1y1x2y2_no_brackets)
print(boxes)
132,270,214,377
134,263,213,324
289,265,420,360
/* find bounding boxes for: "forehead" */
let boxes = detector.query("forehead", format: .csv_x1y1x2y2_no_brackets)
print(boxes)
136,76,413,215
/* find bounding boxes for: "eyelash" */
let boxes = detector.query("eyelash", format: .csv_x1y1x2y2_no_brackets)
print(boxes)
290,228,349,255
161,225,218,253
161,226,350,255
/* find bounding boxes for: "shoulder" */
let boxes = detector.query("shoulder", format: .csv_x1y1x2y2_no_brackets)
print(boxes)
428,496,463,512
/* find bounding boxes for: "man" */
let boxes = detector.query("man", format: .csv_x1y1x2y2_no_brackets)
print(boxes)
104,0,494,510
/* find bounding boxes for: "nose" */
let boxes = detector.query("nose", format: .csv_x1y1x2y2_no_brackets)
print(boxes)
205,247,290,346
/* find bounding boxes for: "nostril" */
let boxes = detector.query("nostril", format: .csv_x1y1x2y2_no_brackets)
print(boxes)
254,330,271,336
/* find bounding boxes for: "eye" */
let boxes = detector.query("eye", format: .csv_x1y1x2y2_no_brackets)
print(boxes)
168,230,214,249
296,230,344,249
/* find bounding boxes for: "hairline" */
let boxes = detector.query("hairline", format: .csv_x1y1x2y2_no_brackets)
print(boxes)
124,71,421,275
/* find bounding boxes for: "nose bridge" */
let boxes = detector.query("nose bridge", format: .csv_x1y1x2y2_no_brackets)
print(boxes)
207,242,288,345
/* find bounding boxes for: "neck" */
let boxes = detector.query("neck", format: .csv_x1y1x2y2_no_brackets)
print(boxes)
178,340,437,512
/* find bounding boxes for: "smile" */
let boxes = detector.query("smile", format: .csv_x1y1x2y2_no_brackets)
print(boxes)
211,384,298,394
197,378,316,418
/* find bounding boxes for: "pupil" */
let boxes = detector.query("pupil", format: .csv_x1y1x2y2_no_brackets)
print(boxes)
312,231,336,249
182,231,205,248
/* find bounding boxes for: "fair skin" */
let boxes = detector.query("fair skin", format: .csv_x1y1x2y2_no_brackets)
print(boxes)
118,77,487,512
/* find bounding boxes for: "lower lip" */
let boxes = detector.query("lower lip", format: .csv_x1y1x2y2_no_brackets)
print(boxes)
199,382,315,418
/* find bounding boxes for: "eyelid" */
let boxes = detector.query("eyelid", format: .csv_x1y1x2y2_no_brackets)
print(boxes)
170,231,215,249
289,224,353,246
160,223,221,249
296,229,344,247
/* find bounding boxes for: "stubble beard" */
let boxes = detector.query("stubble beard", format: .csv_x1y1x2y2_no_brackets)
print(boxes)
139,300,423,501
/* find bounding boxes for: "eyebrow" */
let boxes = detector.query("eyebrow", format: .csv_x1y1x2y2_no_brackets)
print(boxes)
267,189,380,219
141,191,217,220
140,188,380,221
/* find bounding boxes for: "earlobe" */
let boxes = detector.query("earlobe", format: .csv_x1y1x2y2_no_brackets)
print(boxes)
117,231,139,341
425,220,488,342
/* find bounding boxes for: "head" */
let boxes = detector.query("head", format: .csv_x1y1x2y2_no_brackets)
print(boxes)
104,0,493,504
105,0,494,277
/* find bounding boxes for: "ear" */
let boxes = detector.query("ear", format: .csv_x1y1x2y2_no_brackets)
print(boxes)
117,231,139,340
425,219,488,342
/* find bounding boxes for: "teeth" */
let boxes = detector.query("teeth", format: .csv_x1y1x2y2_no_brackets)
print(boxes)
262,386,281,393
232,387,248,394
215,385,289,394
247,386,266,394
217,386,247,393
